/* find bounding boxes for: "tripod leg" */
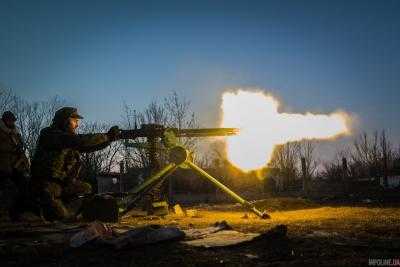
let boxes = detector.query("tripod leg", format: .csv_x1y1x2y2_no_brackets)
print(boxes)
186,161,270,219
130,163,177,195
122,163,178,214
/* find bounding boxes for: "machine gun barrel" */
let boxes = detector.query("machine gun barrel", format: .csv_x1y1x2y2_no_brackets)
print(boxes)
119,124,239,139
173,128,239,137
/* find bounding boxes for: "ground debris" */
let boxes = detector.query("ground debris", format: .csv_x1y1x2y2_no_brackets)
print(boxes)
306,230,339,238
70,222,113,248
182,223,287,248
183,220,232,240
244,253,259,259
101,225,185,249
182,230,260,247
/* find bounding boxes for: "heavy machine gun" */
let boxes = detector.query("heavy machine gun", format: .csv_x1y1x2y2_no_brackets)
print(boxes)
113,124,269,219
119,124,238,170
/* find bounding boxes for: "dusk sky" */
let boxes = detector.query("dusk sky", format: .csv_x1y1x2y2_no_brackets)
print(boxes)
1,0,399,143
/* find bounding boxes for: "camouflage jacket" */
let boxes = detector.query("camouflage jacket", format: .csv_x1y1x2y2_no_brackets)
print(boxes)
31,126,110,184
0,119,29,176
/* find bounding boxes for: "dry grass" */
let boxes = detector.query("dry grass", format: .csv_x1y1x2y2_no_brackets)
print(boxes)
119,202,400,266
122,200,400,240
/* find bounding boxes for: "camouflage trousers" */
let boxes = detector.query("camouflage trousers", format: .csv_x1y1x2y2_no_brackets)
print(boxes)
35,180,92,221
0,177,17,215
0,173,31,221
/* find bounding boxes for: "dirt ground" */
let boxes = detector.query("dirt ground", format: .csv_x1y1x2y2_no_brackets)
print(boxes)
1,198,400,266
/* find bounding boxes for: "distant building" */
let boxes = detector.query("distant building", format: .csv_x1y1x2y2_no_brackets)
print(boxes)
97,167,149,193
97,172,121,193
168,168,218,204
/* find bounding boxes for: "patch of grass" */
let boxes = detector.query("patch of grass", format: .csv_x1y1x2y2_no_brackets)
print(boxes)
122,201,400,240
253,197,319,211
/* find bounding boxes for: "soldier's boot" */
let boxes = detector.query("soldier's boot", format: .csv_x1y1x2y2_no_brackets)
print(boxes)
9,187,31,222
40,198,71,222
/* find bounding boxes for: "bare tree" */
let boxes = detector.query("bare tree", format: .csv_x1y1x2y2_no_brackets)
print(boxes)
350,130,396,181
10,96,66,159
380,130,395,187
140,100,169,126
394,144,400,175
0,87,14,112
297,140,318,179
164,91,197,151
0,86,67,162
121,100,168,169
320,157,343,182
269,142,300,190
164,91,196,129
352,132,381,177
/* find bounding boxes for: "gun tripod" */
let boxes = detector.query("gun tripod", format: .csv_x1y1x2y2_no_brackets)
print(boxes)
122,146,270,219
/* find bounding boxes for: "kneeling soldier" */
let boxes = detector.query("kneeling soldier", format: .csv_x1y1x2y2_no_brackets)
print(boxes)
31,107,120,221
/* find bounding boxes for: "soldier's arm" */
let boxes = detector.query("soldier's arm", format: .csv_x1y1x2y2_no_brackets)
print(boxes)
77,134,111,152
41,132,111,152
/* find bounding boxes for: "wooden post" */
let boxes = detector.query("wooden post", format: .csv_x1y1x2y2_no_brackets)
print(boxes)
301,157,309,195
342,157,348,192
119,161,125,174
383,156,388,188
383,149,388,188
382,130,389,188
119,161,125,192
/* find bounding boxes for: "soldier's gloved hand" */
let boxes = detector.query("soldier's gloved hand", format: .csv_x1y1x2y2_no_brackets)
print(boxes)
107,126,120,141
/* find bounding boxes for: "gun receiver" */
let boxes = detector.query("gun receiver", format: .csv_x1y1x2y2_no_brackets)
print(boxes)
119,124,239,139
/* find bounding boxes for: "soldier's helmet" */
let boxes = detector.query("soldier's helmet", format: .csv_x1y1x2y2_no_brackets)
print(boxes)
52,107,84,129
2,111,17,122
